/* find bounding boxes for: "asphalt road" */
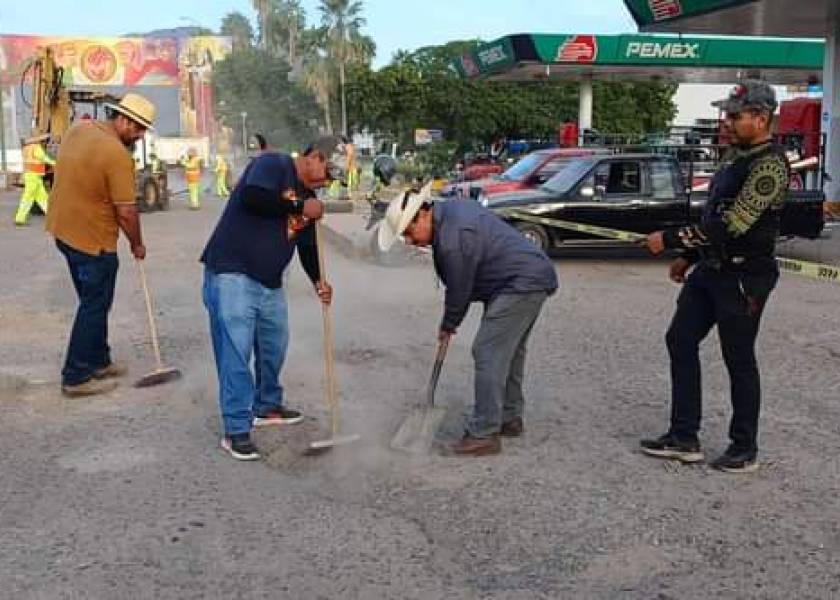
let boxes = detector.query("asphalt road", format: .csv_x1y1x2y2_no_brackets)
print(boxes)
1,185,839,599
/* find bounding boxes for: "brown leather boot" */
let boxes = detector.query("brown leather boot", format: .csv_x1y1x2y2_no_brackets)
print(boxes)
62,378,118,397
94,362,128,380
500,417,524,437
448,434,501,457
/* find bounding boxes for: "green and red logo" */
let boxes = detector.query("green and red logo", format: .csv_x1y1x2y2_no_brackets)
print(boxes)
459,53,479,77
555,35,597,63
648,0,683,21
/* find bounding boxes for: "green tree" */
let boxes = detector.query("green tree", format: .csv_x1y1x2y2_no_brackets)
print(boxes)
213,47,322,149
220,12,254,52
252,0,270,49
266,0,305,62
302,48,336,134
347,40,677,152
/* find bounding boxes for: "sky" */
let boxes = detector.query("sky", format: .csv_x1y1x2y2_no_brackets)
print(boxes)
0,0,639,67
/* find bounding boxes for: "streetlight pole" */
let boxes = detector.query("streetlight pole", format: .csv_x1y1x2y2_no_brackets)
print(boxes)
0,86,7,183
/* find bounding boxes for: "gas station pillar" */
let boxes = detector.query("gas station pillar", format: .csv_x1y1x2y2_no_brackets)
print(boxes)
822,25,840,202
579,76,593,142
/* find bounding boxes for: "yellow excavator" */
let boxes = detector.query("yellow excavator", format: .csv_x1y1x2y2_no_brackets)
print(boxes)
22,47,169,211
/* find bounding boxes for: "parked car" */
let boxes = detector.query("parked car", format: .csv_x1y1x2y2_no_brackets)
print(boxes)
441,148,608,200
486,154,825,251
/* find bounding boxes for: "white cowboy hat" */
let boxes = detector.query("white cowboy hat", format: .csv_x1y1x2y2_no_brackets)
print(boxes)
377,181,433,252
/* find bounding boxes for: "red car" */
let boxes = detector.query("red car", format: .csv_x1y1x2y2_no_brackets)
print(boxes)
442,148,607,199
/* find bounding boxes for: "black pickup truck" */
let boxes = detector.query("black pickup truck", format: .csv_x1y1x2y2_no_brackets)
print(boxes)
484,154,825,251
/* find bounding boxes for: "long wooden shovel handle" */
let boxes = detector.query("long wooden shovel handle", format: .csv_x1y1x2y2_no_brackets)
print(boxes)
136,260,164,369
315,221,339,436
427,337,449,408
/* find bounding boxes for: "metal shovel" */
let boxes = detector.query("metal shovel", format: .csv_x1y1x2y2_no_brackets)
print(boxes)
134,260,182,388
390,337,449,453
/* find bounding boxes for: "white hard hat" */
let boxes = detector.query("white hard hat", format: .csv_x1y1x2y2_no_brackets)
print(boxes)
377,181,433,252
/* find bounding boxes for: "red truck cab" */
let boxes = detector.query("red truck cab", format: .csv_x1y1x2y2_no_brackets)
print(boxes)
442,148,607,199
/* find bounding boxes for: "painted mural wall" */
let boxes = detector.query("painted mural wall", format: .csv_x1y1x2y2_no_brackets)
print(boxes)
0,34,231,146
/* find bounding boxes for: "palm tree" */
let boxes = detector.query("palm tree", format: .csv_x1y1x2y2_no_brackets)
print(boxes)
303,50,334,134
269,0,304,63
318,0,367,136
252,0,270,49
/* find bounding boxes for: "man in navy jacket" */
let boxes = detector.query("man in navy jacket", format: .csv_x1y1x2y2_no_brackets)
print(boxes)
379,185,558,456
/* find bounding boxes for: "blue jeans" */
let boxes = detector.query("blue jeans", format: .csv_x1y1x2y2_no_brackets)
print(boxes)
202,269,289,436
56,240,118,386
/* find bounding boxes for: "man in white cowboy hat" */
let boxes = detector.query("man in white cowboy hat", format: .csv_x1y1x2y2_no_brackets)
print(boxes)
47,92,156,397
378,186,558,457
14,133,55,226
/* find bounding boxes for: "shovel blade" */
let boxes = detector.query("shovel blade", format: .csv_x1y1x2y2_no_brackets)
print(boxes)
390,407,447,454
303,433,361,456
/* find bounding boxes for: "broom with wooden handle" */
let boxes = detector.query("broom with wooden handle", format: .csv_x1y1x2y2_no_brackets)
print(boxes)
305,221,360,454
134,260,182,387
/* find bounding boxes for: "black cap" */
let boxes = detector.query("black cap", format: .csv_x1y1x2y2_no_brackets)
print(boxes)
712,80,777,114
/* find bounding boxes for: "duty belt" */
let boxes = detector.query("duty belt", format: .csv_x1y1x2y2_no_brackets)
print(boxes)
701,253,775,273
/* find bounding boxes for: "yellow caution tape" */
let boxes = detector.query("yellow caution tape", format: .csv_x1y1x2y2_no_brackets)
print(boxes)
500,210,647,243
775,257,840,283
502,209,840,285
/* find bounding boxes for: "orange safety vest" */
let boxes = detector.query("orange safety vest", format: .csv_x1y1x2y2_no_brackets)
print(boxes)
184,156,201,184
23,143,46,175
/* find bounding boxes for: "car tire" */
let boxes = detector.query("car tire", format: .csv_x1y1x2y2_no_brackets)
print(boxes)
138,180,159,213
514,222,549,251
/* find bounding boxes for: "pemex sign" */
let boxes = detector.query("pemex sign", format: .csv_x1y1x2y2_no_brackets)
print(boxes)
532,34,823,69
538,34,708,66
458,33,823,80
624,40,699,59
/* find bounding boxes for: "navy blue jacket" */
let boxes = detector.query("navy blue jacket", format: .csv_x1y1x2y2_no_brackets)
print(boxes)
431,200,558,332
200,152,319,288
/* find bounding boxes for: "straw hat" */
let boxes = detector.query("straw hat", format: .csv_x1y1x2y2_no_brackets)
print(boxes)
377,181,433,252
105,93,156,129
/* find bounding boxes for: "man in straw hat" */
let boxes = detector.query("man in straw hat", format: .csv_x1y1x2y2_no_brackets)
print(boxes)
201,135,347,461
378,185,558,457
46,93,156,397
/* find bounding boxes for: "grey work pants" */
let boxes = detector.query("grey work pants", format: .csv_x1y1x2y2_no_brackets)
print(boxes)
469,291,548,438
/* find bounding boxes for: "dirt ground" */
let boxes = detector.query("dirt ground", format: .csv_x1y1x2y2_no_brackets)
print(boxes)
1,183,840,599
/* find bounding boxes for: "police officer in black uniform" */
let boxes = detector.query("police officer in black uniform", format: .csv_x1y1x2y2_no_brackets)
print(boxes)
640,81,790,474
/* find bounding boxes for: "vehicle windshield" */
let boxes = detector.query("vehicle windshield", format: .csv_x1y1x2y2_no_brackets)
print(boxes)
501,153,542,182
540,159,596,194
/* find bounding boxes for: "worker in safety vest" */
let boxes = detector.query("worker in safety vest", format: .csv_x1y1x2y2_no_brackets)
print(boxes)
346,140,357,191
214,154,230,198
181,148,202,209
149,153,163,175
15,134,55,226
